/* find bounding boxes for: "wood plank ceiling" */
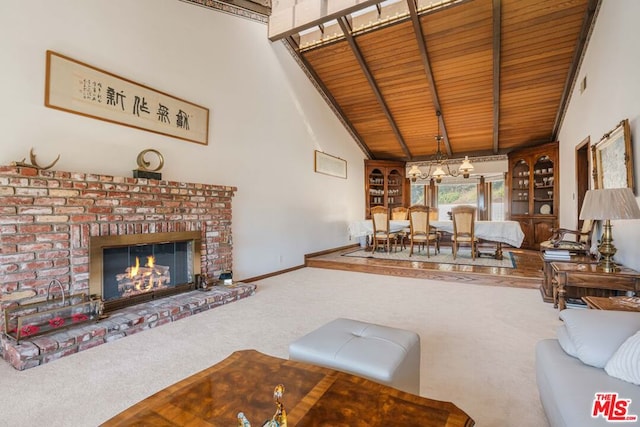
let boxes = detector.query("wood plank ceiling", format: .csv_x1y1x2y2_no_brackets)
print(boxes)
277,0,599,162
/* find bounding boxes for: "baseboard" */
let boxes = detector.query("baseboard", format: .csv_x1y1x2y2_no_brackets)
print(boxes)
304,243,359,260
240,264,305,283
240,244,360,283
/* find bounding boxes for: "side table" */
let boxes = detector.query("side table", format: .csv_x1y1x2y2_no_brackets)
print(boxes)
582,296,640,312
551,262,640,310
539,252,597,303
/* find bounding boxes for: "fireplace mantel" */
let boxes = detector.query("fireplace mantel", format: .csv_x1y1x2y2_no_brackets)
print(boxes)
0,165,236,333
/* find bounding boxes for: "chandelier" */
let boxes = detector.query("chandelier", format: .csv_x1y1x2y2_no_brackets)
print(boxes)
407,112,474,183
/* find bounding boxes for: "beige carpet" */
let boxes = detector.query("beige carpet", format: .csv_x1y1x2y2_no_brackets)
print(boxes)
0,268,560,426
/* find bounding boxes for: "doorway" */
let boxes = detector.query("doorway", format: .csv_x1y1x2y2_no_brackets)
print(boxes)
575,137,590,226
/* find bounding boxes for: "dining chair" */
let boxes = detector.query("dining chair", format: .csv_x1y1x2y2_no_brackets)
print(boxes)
428,206,439,222
408,205,440,257
391,207,409,249
371,206,397,253
391,206,408,220
427,206,442,247
451,205,478,260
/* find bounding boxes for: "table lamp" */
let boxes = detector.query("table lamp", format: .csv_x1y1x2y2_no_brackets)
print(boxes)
579,187,640,272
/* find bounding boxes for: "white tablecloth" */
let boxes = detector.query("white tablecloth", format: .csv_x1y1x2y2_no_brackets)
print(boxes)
348,219,524,248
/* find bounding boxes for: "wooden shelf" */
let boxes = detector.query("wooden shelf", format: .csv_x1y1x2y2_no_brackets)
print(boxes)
508,142,558,249
364,160,407,218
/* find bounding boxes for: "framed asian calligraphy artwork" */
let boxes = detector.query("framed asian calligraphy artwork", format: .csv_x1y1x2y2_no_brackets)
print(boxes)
45,50,209,145
592,119,634,193
314,150,347,179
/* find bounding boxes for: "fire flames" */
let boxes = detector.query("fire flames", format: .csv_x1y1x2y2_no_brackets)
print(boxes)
116,255,171,296
130,256,140,277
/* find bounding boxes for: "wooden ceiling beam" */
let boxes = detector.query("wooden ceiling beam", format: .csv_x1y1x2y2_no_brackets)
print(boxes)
280,0,592,163
269,0,382,42
492,0,501,154
285,36,374,159
407,0,452,157
337,16,413,160
552,0,601,138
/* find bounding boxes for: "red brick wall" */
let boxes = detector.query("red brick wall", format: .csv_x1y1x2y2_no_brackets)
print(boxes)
0,165,235,312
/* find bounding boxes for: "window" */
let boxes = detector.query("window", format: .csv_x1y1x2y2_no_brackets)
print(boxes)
437,183,477,220
411,176,506,220
489,179,505,221
410,184,426,205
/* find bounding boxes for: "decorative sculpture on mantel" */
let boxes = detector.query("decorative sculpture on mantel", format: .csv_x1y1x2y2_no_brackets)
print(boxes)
11,148,60,170
133,148,164,180
237,384,288,427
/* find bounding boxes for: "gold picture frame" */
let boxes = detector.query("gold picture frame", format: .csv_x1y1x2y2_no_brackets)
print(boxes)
314,150,347,179
45,50,209,145
592,119,634,193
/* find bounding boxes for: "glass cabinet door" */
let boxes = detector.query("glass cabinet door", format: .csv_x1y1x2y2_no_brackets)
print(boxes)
512,159,530,215
533,156,554,215
368,168,385,207
387,169,403,208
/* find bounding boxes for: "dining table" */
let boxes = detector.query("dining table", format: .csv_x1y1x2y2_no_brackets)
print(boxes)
348,219,524,260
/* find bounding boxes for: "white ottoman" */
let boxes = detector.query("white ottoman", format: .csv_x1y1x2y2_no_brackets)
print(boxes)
289,318,421,394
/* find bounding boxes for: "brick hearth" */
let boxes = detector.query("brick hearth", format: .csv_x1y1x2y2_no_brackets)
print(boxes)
3,283,255,370
0,165,242,369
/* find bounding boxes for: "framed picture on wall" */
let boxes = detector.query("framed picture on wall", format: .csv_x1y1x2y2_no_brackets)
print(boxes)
45,50,210,145
314,150,347,179
592,119,634,193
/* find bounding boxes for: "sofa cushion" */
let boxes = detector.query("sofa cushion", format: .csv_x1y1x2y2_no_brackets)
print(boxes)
559,309,640,368
557,324,578,358
605,330,640,385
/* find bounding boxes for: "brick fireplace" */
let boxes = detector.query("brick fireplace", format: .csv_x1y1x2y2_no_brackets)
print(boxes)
90,230,203,312
0,165,254,369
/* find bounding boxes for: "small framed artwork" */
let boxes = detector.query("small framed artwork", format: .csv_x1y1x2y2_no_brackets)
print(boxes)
314,150,347,179
45,50,209,145
592,119,634,193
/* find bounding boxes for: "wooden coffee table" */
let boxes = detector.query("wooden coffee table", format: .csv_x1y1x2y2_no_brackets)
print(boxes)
101,349,474,426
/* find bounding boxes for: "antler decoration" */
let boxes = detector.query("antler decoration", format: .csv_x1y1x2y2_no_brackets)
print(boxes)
30,148,60,170
11,148,60,170
136,149,164,172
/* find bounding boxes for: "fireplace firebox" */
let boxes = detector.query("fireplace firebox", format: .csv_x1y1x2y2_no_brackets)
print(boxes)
90,231,202,313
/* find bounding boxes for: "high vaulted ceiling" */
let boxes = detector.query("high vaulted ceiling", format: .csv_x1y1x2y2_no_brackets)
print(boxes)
272,0,599,162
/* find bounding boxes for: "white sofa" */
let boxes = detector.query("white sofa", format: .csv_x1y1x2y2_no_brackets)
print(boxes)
536,309,640,427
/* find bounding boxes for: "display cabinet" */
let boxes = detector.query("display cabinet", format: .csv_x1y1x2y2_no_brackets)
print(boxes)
364,160,408,218
507,142,558,249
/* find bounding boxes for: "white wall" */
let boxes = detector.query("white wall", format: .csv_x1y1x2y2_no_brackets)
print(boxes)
0,0,365,280
558,0,640,270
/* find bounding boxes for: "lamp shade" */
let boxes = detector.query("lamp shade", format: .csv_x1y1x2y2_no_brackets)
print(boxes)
432,166,446,178
458,156,474,172
408,165,422,178
579,188,640,220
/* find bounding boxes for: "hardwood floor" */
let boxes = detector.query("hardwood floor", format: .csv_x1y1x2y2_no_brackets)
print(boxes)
306,245,544,290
